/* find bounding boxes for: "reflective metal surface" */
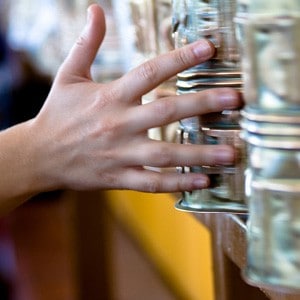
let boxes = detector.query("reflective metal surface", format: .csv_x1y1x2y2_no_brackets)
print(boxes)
173,0,247,213
239,0,300,291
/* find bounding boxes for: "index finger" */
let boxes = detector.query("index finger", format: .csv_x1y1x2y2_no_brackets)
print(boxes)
117,39,215,102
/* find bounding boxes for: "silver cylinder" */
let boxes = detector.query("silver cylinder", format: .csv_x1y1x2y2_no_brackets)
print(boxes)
242,130,300,292
239,0,300,291
173,0,247,213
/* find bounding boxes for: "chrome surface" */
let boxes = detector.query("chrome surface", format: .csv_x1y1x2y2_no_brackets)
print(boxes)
173,0,247,213
239,0,300,291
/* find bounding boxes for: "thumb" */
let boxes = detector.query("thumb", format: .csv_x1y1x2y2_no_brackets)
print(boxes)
59,4,106,79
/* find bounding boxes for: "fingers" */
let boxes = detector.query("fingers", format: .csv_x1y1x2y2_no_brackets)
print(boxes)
125,88,242,132
117,39,215,101
117,168,210,193
59,4,106,80
122,141,236,168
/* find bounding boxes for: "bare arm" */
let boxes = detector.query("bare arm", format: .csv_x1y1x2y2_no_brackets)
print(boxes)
0,4,242,213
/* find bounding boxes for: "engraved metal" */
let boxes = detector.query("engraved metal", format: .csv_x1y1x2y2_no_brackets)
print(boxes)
238,0,300,291
173,0,247,213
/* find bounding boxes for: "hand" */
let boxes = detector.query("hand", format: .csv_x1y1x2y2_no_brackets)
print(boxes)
21,4,243,195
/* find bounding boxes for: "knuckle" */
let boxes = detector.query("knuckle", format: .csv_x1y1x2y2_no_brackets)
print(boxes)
175,179,185,192
89,116,123,145
144,178,161,193
75,35,85,47
102,150,116,161
138,61,158,82
99,173,118,187
94,118,122,140
152,99,176,124
203,89,221,111
152,145,172,167
94,84,121,109
174,48,192,67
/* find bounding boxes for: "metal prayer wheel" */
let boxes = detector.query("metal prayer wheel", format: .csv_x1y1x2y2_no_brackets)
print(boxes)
172,0,248,213
241,124,300,292
237,0,300,291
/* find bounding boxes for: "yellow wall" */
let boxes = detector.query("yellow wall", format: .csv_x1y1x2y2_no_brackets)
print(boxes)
105,190,215,300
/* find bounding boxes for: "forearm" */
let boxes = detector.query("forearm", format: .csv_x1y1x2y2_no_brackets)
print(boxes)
0,120,51,214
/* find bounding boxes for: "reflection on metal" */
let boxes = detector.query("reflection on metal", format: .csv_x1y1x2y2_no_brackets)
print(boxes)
172,0,247,213
237,0,300,292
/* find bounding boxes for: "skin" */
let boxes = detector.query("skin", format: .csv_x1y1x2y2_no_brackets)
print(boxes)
0,4,242,214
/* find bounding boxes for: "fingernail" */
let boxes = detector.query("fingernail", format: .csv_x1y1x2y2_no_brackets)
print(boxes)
82,6,92,35
215,147,235,165
191,40,215,59
87,7,92,23
219,89,239,109
193,177,209,189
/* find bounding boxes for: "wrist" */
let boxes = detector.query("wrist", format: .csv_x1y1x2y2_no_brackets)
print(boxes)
0,120,59,211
